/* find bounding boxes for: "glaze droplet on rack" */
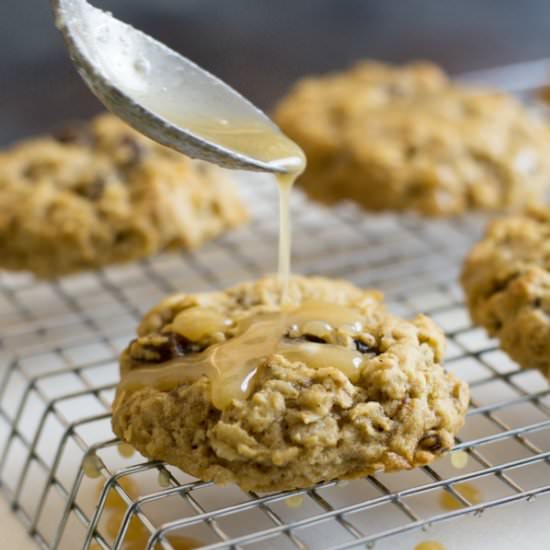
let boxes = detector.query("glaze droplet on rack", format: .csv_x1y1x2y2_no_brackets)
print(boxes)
440,483,482,510
414,542,446,550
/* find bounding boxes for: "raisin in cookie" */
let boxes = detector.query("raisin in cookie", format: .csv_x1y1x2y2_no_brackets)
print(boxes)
0,113,247,278
274,61,550,216
112,275,469,491
461,207,550,378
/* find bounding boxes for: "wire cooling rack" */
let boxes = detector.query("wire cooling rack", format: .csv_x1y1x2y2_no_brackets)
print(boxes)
1,60,550,550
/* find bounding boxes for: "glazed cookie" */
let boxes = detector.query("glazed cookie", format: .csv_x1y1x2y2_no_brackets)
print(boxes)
274,61,550,216
461,207,550,378
112,275,469,491
0,113,247,278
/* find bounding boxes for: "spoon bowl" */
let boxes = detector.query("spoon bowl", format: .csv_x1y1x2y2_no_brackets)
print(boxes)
51,0,301,173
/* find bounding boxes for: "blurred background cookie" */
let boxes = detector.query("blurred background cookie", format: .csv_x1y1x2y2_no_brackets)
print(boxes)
0,113,247,278
275,61,550,216
461,207,550,378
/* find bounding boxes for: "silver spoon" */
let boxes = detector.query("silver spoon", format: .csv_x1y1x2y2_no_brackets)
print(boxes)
51,0,302,173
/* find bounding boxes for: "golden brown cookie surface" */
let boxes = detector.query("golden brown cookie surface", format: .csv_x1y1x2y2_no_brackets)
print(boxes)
275,61,550,216
112,275,469,491
0,113,247,278
461,207,550,378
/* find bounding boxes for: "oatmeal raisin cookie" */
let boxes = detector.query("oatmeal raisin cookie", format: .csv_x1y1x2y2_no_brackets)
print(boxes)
461,207,550,378
112,275,469,491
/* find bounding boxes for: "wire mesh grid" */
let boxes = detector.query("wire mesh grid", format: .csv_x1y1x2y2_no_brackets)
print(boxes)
1,60,550,550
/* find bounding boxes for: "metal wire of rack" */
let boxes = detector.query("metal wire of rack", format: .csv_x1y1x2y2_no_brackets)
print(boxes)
1,60,550,550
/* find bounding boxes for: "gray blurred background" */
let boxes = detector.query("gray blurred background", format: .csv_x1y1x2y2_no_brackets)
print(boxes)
2,0,550,145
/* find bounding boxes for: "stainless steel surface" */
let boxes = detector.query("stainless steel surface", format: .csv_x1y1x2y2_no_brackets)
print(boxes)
51,0,291,174
1,61,550,549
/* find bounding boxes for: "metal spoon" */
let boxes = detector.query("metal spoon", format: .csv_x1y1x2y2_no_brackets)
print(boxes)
51,0,301,173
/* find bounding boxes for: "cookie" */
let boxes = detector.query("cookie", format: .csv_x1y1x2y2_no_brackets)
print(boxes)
461,207,550,378
274,61,550,216
112,275,469,492
0,113,247,278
